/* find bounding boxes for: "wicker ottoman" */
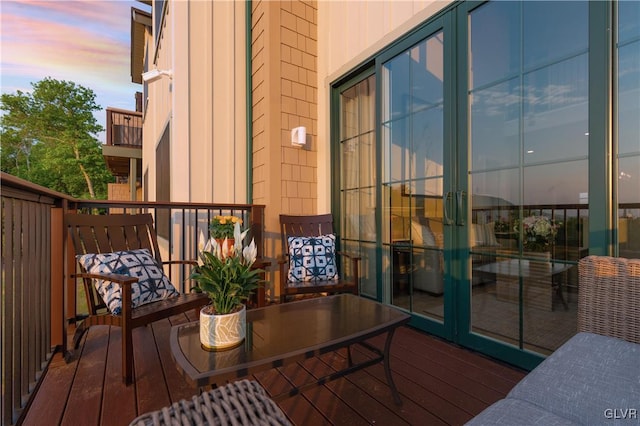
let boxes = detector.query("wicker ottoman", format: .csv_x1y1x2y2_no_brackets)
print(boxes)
129,380,291,426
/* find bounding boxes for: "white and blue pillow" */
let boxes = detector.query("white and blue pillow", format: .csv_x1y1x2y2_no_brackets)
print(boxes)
78,248,178,315
287,234,339,284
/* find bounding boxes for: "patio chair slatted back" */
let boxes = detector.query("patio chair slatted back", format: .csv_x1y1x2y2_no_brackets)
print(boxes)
278,214,360,303
68,213,160,264
279,213,335,254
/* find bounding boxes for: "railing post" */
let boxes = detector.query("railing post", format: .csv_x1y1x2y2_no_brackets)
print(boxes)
251,205,265,259
50,208,64,347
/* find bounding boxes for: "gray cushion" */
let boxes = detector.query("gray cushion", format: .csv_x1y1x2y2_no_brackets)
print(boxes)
508,332,640,425
465,398,579,425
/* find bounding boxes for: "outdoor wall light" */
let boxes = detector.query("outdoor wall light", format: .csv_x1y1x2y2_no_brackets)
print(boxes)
291,126,306,146
142,69,173,83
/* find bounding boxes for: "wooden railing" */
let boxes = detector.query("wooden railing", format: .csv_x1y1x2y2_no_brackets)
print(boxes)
1,174,64,426
0,172,266,425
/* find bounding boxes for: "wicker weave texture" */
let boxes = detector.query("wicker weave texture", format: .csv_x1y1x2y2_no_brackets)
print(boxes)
578,255,640,344
129,380,291,426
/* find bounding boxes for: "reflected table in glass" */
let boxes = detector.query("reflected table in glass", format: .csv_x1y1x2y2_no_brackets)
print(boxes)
475,258,573,311
170,294,411,404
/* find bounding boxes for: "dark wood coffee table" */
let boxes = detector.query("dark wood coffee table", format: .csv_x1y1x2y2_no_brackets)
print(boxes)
170,293,411,404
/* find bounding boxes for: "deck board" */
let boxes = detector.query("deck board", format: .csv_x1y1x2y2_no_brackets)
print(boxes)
22,316,526,426
101,325,137,426
60,325,108,426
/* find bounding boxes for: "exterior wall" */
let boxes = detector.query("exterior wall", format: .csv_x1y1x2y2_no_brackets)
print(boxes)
251,0,318,245
142,0,247,204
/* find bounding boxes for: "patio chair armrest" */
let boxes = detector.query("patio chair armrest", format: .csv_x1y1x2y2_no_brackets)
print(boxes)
73,272,138,288
278,255,289,289
162,259,198,267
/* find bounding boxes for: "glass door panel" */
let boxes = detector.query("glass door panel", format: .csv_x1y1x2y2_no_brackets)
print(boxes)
381,30,447,327
466,0,589,356
617,1,640,259
340,75,378,298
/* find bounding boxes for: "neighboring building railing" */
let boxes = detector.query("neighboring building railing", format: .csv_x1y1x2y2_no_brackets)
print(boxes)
0,172,266,425
105,108,142,148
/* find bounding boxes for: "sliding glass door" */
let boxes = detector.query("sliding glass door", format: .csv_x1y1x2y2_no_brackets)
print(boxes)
459,1,589,364
333,0,636,370
616,1,640,259
380,20,452,337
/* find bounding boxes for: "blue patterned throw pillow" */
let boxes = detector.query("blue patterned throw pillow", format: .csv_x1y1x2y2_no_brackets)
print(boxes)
78,248,179,315
287,234,339,284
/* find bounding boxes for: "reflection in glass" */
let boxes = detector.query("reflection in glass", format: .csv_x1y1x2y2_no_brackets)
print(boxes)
523,161,588,206
617,2,640,260
339,75,377,298
522,1,587,70
412,107,444,180
469,1,588,354
470,79,520,170
618,44,640,156
382,31,445,320
619,1,640,42
387,118,410,183
469,1,520,90
523,56,589,164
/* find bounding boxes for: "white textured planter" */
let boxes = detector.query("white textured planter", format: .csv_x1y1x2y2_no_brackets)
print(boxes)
199,305,246,351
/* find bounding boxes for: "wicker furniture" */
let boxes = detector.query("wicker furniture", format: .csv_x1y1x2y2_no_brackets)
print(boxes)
66,213,209,384
278,214,360,303
467,255,640,425
129,380,291,426
577,255,640,344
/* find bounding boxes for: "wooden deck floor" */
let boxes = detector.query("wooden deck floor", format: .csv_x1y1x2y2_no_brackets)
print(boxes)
23,311,526,425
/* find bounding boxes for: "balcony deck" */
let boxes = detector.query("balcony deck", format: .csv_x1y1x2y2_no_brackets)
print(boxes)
23,312,525,425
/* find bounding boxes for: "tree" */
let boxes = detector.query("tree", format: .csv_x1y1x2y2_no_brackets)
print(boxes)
0,77,113,198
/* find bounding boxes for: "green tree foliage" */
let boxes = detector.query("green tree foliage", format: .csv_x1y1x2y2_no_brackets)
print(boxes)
1,77,114,198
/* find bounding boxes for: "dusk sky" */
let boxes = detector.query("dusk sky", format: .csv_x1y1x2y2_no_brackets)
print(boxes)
1,0,151,142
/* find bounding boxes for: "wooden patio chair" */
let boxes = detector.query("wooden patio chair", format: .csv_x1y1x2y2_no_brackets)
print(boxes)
65,213,209,384
278,214,360,303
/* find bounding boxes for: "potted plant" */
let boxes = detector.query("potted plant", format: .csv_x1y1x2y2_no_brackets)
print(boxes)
209,215,243,254
514,215,559,253
191,218,262,350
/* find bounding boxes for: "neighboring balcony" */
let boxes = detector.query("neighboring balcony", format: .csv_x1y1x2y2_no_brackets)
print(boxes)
103,107,143,200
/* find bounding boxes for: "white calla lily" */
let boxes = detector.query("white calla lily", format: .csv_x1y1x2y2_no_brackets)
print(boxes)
211,237,221,259
198,230,206,252
243,238,257,265
221,238,231,258
204,237,214,253
197,230,210,266
233,222,242,242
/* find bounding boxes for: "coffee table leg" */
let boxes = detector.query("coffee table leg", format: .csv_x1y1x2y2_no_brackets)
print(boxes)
383,329,402,405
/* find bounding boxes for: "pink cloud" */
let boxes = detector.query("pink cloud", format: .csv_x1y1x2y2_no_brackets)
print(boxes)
13,0,132,33
2,9,130,87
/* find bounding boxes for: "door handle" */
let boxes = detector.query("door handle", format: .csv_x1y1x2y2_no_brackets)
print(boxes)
456,190,466,226
443,192,453,225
